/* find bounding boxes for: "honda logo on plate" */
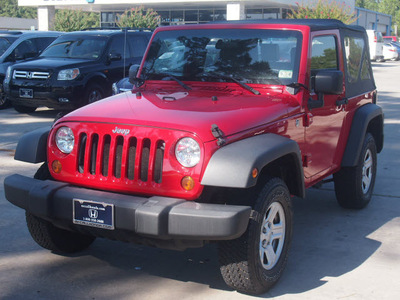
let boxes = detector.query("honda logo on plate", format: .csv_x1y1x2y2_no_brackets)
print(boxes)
88,209,98,219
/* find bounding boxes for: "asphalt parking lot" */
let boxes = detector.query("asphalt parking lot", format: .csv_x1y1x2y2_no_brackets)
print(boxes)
1,61,400,300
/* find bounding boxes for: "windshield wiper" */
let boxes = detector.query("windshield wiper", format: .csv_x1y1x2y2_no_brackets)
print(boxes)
199,72,261,95
147,72,191,91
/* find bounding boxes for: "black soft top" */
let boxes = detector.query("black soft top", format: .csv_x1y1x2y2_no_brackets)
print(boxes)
214,19,365,33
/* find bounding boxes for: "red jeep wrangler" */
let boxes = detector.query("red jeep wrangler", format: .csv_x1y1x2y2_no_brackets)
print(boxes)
4,19,384,294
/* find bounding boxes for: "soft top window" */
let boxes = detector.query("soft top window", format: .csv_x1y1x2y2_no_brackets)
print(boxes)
142,29,302,85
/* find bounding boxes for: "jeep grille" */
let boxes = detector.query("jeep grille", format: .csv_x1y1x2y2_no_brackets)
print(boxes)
13,70,50,80
77,132,165,184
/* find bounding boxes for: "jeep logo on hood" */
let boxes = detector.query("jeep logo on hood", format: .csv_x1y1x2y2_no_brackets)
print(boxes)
112,127,130,135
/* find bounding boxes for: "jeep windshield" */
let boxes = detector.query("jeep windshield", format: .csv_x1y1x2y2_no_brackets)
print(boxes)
142,29,302,85
40,36,107,60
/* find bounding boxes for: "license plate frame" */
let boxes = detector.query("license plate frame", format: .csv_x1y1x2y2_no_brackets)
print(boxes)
73,199,114,230
19,88,33,98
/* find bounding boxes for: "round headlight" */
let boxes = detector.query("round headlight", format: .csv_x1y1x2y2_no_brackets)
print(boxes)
55,126,74,154
175,137,201,167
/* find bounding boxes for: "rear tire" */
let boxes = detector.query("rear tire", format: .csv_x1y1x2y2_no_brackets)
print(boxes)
14,104,36,113
218,178,293,295
26,163,95,253
334,133,377,209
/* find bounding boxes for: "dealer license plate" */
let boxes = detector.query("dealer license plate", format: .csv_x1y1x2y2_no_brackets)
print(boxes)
19,88,33,98
73,199,114,230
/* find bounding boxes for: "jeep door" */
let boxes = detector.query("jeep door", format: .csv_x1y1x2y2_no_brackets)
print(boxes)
304,31,347,180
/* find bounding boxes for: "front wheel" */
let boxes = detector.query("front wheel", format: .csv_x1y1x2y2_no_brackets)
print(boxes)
334,133,377,209
84,83,104,106
26,163,95,253
218,178,293,294
0,93,10,109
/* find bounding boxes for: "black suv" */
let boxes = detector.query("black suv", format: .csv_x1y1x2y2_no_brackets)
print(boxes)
0,30,61,109
4,29,151,113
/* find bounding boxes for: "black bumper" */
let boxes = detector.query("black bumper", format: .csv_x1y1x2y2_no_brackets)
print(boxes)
4,174,251,241
6,82,85,109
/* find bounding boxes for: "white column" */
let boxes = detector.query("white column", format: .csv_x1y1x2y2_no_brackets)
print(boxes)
226,2,245,21
37,6,55,31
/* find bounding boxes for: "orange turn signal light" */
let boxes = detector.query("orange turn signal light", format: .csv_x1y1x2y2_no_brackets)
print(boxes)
52,160,62,173
181,176,195,191
252,168,258,178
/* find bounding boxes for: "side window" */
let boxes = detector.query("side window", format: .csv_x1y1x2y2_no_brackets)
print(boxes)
14,39,37,60
311,35,338,71
108,35,127,59
129,36,148,58
34,37,56,52
344,36,370,82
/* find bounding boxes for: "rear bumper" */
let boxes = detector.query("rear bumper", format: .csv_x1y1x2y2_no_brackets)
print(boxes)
4,174,251,241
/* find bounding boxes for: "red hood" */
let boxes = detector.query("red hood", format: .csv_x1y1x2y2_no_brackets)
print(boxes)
59,83,294,142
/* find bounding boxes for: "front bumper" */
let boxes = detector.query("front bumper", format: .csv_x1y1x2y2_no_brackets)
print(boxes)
4,174,251,241
6,81,85,109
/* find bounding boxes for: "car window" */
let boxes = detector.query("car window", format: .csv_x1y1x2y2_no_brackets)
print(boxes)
41,36,107,60
0,37,12,56
108,35,128,59
142,29,302,85
129,36,148,58
14,39,37,60
34,37,57,52
311,35,338,71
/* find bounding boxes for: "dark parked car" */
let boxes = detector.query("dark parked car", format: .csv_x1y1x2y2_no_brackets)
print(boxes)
4,29,151,113
0,30,61,109
112,76,133,94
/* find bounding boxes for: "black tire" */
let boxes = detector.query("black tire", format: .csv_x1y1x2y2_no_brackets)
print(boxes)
13,104,36,113
334,133,377,209
218,178,293,295
26,163,95,253
0,93,10,109
84,83,104,105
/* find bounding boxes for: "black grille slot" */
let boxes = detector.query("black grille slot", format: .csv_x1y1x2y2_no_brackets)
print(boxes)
74,129,165,184
102,135,111,177
140,139,151,182
78,134,87,174
90,134,99,175
126,137,137,180
114,136,124,178
154,140,165,184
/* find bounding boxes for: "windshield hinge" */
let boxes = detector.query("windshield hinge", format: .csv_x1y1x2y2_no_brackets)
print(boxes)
211,124,226,146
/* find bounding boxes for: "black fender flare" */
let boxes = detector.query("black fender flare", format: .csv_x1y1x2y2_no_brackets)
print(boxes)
341,103,384,167
14,127,50,163
201,134,305,197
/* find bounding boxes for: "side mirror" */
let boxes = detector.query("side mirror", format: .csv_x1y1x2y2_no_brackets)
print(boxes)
108,52,122,62
129,64,143,87
314,70,343,95
309,70,343,110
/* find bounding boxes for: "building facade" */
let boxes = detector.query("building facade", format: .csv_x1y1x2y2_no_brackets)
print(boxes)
19,0,356,30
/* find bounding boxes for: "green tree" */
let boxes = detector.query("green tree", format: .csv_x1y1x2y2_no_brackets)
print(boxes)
288,0,358,24
117,6,160,30
355,0,379,11
53,9,99,32
0,0,37,19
